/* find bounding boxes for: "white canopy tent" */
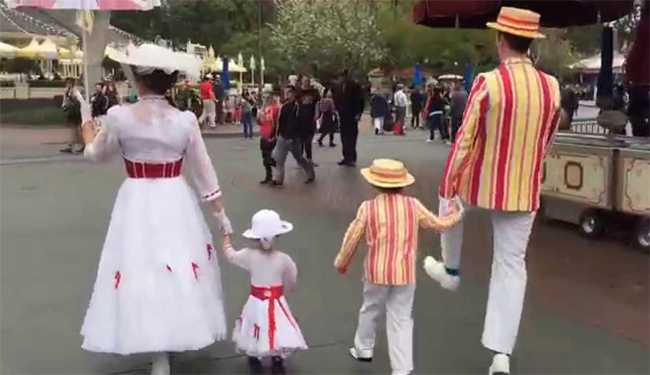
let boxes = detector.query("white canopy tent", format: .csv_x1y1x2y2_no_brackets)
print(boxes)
570,51,626,74
205,57,247,73
0,41,18,57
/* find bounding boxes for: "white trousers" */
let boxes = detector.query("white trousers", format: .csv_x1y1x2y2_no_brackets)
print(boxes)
354,283,415,374
439,198,535,355
199,99,216,127
373,117,384,131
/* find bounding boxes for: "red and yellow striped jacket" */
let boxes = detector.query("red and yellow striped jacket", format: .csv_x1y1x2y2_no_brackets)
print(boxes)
439,57,561,212
334,194,461,285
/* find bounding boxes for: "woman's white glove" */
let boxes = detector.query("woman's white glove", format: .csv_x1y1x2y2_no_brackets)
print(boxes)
75,90,92,124
213,210,233,235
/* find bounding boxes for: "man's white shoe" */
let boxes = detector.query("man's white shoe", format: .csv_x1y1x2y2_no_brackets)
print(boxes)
488,354,510,375
151,353,170,375
423,256,460,291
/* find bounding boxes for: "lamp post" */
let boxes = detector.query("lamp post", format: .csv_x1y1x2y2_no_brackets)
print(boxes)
260,57,265,88
250,55,256,89
238,52,244,92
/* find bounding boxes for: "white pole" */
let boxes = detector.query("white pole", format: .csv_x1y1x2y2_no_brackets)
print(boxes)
82,29,90,99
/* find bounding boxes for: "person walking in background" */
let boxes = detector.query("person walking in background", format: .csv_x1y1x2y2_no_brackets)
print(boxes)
317,88,337,147
297,79,320,164
425,87,445,142
241,91,254,139
90,82,108,118
106,82,121,110
370,90,389,135
424,8,561,375
410,86,425,129
449,84,468,142
333,70,365,167
174,80,192,112
199,74,216,128
559,85,579,131
258,92,282,184
270,86,316,186
393,84,408,135
60,78,83,154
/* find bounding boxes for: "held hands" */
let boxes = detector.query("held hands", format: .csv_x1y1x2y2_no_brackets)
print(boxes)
445,196,464,217
213,209,233,235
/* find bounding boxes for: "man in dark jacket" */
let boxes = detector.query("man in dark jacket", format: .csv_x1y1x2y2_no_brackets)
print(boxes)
410,86,425,129
270,86,316,186
370,92,389,135
449,84,468,142
333,69,365,167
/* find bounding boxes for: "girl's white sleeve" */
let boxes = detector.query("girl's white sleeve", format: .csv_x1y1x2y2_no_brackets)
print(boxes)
282,254,298,290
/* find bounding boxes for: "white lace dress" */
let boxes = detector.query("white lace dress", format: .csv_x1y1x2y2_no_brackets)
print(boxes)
224,245,308,358
80,99,227,354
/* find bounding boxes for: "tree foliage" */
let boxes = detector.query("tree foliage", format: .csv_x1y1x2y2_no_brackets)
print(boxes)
109,0,639,83
269,0,388,80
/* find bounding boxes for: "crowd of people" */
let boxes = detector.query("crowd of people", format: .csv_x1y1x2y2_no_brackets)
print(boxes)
60,78,120,154
369,82,468,144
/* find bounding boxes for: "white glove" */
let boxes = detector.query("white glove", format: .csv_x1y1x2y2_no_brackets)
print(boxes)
75,90,92,124
213,210,233,235
439,195,464,217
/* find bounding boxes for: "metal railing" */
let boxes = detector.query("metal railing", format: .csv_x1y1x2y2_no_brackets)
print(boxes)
567,118,608,135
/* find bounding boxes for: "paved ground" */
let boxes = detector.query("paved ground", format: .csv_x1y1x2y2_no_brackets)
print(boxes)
1,117,648,374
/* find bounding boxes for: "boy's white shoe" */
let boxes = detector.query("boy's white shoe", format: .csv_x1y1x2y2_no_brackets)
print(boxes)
349,347,373,362
423,256,460,291
151,353,170,375
488,354,510,375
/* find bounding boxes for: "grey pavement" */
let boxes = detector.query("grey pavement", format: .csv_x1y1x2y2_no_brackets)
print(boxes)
1,129,648,374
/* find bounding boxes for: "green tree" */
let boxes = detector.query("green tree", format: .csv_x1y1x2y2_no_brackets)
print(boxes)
270,0,388,80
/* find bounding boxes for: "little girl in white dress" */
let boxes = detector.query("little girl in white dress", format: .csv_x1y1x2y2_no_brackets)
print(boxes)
222,209,308,370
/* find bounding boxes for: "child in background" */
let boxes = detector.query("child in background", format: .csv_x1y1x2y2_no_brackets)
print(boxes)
258,93,282,184
222,209,308,372
334,159,462,375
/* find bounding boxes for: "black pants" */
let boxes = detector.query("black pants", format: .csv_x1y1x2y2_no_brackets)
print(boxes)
411,110,421,128
340,119,359,163
451,116,462,142
429,114,446,140
631,116,649,137
318,130,335,145
260,138,276,180
300,133,314,161
318,113,336,145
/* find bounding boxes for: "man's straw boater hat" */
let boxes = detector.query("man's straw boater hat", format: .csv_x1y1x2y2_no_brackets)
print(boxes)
361,159,415,188
486,7,546,39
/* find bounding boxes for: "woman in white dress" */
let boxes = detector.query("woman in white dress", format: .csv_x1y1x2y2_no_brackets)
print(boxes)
78,44,232,375
222,210,307,371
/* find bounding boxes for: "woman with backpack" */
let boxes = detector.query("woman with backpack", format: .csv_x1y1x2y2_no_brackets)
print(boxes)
60,78,83,154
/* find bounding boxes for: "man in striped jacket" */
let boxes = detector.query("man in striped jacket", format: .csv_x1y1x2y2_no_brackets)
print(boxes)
424,7,561,375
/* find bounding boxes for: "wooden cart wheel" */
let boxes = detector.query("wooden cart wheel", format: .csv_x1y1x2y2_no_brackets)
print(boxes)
578,209,606,239
632,217,650,253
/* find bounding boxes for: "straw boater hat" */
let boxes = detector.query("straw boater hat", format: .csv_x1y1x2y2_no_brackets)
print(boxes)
361,159,415,188
243,209,293,240
486,7,546,39
107,43,202,79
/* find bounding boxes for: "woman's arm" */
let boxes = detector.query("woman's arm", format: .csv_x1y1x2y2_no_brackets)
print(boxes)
185,114,232,234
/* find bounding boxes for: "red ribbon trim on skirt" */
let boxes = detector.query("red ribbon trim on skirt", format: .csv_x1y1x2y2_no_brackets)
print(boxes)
250,285,297,350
